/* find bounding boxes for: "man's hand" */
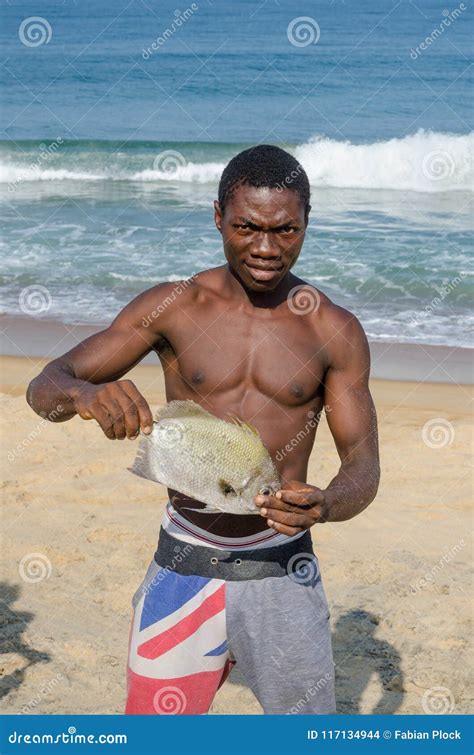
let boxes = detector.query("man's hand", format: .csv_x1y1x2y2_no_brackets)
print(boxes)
255,480,327,536
72,379,153,440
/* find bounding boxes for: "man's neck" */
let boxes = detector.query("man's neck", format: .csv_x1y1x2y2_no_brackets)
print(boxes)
224,265,297,309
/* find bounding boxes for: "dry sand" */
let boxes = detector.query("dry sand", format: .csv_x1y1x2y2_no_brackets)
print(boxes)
0,355,472,715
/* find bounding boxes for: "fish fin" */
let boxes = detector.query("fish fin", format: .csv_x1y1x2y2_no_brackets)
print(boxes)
154,400,214,422
127,433,161,484
227,415,260,436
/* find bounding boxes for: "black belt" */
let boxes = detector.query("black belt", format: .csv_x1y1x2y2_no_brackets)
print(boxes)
154,526,316,581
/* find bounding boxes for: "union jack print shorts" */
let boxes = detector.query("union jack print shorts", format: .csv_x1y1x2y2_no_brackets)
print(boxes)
125,528,335,715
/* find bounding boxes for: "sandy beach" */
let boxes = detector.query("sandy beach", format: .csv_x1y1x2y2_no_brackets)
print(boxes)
1,347,472,716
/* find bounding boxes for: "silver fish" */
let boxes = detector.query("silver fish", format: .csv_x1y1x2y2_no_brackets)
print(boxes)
128,400,279,514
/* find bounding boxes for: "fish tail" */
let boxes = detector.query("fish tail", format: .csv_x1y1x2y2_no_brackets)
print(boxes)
127,434,157,483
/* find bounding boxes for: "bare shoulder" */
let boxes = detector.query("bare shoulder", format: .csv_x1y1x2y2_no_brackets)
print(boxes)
291,279,369,370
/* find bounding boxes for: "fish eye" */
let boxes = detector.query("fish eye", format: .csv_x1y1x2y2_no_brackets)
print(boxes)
258,486,273,496
219,480,238,496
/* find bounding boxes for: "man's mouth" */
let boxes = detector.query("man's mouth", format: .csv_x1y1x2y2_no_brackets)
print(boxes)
243,261,284,282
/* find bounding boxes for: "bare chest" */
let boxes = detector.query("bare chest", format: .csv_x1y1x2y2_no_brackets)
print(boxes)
160,308,326,407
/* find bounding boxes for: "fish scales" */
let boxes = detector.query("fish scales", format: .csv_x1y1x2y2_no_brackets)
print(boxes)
128,400,279,514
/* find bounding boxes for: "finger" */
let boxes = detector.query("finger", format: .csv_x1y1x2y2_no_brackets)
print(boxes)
92,404,116,440
115,389,140,439
255,493,280,508
103,398,126,440
256,496,304,513
121,382,153,434
267,520,303,537
276,488,325,506
260,508,313,529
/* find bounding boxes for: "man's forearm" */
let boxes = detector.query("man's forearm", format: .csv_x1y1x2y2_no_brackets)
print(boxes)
322,459,380,522
27,362,86,422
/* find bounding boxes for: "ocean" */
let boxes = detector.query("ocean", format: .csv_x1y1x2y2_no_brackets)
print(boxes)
1,0,472,347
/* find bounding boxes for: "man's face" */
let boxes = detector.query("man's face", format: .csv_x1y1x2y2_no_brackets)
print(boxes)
214,184,309,291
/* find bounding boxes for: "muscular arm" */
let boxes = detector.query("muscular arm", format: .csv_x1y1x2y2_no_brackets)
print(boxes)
26,284,173,438
256,311,380,533
321,313,380,521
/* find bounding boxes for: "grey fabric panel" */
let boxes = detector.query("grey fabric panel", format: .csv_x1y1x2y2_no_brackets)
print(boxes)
226,557,336,714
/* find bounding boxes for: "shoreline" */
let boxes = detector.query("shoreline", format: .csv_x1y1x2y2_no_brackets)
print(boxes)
0,314,472,385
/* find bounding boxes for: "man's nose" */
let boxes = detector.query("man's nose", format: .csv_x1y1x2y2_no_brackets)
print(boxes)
250,231,280,258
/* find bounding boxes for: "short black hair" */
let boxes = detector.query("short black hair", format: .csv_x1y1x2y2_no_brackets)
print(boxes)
218,144,310,215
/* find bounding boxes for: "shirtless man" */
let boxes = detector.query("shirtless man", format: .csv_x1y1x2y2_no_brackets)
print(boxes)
27,145,380,715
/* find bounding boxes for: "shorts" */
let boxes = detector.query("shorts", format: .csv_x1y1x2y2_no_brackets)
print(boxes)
125,526,335,715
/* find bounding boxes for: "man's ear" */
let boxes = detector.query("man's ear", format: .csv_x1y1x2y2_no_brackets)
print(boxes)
214,200,223,233
304,204,311,227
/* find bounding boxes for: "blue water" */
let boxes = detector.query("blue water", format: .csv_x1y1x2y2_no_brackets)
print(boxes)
0,0,472,346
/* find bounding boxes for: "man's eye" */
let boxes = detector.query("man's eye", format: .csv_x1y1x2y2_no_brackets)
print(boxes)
279,226,296,235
